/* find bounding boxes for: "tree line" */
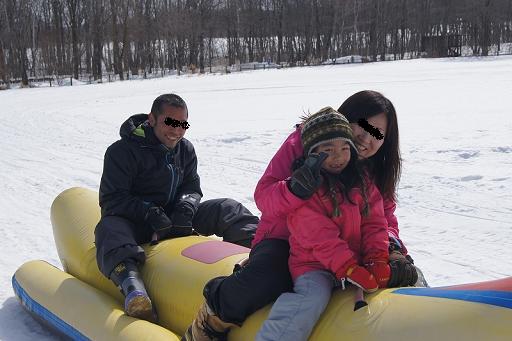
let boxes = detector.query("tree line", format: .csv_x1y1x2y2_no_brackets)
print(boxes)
1,0,512,87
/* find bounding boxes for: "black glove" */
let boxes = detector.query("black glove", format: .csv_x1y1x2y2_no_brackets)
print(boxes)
287,152,328,199
387,250,418,287
145,206,192,244
146,206,173,232
170,193,201,228
389,237,401,252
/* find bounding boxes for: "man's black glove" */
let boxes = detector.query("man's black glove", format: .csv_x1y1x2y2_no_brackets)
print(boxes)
287,152,328,199
169,193,201,228
387,250,418,287
145,206,192,245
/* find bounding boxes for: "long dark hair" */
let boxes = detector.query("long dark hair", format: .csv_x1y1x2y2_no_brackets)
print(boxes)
338,90,401,201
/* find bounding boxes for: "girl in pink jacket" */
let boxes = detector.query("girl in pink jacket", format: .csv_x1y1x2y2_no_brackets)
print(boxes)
256,107,390,341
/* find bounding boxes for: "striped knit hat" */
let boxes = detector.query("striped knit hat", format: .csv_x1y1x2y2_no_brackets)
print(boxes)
301,107,356,156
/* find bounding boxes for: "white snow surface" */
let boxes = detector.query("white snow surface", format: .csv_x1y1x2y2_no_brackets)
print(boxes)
1,56,511,340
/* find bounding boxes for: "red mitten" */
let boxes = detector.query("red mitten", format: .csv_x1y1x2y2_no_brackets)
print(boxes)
365,260,391,288
345,264,378,293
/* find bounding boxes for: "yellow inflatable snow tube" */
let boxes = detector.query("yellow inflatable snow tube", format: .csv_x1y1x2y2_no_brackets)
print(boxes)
12,187,512,340
49,187,249,337
13,260,180,340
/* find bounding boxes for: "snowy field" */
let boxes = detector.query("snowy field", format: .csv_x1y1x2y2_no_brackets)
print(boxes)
1,56,511,340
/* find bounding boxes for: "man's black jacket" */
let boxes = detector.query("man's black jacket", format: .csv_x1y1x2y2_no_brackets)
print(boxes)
99,114,202,225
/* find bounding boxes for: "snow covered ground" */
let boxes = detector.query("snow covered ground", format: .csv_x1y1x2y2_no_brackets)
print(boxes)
1,56,511,340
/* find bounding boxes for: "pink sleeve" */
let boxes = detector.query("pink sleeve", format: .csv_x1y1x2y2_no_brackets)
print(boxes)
383,198,399,239
383,197,409,254
254,128,306,217
360,183,389,262
288,201,357,279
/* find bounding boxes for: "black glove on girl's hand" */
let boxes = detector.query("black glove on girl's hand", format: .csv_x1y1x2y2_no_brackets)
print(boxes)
287,152,328,199
387,250,418,287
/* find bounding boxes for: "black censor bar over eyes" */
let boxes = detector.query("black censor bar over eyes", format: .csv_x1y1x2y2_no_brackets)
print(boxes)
357,119,384,140
164,117,190,130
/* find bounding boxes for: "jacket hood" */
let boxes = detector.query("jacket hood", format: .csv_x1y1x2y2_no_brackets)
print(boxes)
119,114,160,146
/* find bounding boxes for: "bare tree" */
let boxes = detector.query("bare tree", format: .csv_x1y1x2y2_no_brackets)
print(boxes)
65,0,81,79
2,0,512,86
91,0,105,80
0,0,10,85
5,0,31,85
110,0,130,80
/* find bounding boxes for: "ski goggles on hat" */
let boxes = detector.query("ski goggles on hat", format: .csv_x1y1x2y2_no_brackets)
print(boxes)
164,117,190,129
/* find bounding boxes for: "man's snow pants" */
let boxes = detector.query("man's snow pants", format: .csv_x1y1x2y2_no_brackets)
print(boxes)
95,198,259,278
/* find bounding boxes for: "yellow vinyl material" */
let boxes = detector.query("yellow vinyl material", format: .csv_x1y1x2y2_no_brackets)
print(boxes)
12,187,512,340
14,260,180,340
50,187,247,336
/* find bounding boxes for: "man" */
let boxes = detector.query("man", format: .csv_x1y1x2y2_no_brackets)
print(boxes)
95,93,258,321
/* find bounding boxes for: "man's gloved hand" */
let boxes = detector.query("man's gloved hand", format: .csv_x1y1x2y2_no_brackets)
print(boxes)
387,250,418,287
146,206,173,232
365,260,391,288
145,206,173,244
287,152,328,199
170,193,201,228
170,204,194,229
145,206,192,245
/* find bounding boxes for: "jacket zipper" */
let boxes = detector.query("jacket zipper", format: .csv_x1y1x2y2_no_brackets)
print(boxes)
165,152,178,206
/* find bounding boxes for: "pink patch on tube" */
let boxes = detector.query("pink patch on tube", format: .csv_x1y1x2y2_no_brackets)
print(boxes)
181,240,249,264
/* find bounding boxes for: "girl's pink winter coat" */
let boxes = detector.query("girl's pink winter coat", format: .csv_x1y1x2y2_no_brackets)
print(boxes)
287,182,389,280
252,127,406,253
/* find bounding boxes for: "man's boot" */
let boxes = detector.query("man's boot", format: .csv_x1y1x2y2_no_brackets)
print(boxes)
110,259,156,322
182,302,237,341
